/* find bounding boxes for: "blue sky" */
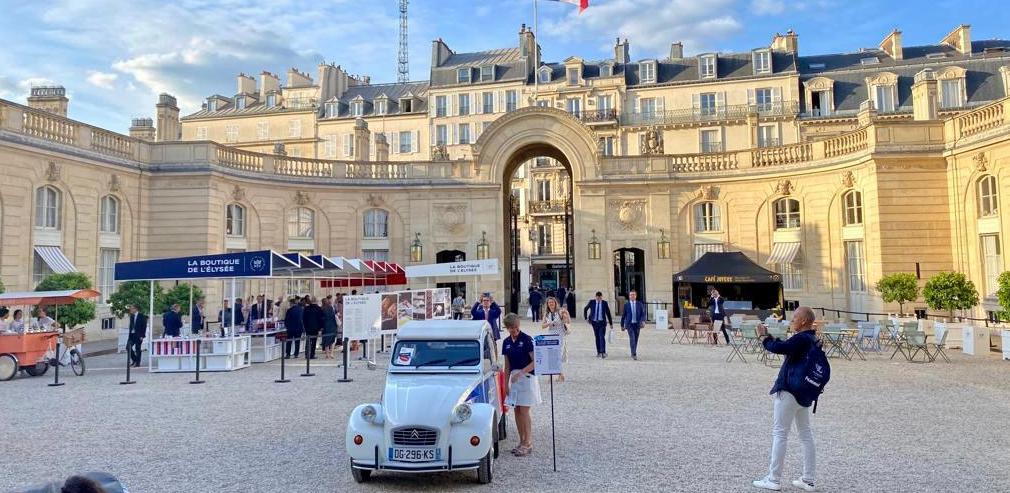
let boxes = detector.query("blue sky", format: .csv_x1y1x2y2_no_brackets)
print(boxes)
2,0,1010,132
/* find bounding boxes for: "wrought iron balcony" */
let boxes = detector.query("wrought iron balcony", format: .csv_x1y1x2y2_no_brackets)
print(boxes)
528,200,568,214
569,108,618,124
621,101,799,126
284,97,318,109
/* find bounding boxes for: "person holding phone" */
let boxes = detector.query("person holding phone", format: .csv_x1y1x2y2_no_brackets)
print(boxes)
707,289,728,344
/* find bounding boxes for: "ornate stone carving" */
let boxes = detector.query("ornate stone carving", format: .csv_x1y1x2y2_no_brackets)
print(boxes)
431,144,449,161
108,174,121,193
640,127,664,155
272,143,287,156
231,184,245,201
434,204,467,235
294,190,310,206
775,179,793,196
973,152,989,172
696,185,718,201
609,199,647,232
45,161,61,182
840,171,855,188
366,194,382,207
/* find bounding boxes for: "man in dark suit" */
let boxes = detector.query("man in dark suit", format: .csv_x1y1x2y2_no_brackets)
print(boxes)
583,291,613,358
233,297,245,327
126,304,148,367
529,287,543,322
471,293,502,340
620,290,647,360
557,285,567,309
191,298,205,334
302,296,325,359
162,303,183,338
707,289,729,344
284,298,305,358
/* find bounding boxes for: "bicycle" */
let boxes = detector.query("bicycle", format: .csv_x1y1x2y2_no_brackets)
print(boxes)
44,327,86,376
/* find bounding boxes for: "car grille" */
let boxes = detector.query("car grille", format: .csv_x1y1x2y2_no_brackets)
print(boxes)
392,427,438,446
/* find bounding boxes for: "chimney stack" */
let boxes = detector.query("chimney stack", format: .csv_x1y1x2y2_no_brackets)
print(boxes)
27,86,69,117
940,24,972,55
286,68,313,87
771,29,799,54
912,69,939,120
155,93,180,142
614,38,630,65
669,42,684,60
317,63,338,103
879,30,903,60
431,38,453,68
129,118,156,141
236,73,256,95
259,71,279,100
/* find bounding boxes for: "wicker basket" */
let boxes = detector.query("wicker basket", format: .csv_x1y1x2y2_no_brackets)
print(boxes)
63,328,86,346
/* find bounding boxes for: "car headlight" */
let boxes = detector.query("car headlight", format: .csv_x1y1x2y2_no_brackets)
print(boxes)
451,403,472,424
360,404,383,424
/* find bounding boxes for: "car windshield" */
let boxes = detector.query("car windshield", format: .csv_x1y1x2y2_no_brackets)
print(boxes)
392,340,480,368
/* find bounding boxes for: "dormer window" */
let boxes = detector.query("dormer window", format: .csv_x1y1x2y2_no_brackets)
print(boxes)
753,50,771,74
567,67,580,86
538,66,551,84
860,57,880,65
480,65,494,82
207,99,218,112
352,100,364,117
400,98,413,113
699,55,717,78
457,67,471,84
601,63,614,77
234,96,246,110
266,93,277,108
376,99,387,115
324,101,339,118
639,61,656,83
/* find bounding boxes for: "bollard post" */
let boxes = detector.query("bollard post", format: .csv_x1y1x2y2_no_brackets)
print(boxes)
48,334,65,387
275,334,290,384
301,334,315,377
338,337,353,383
189,339,205,384
119,343,136,385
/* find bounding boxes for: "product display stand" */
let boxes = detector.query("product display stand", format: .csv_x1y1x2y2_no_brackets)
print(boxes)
149,336,251,372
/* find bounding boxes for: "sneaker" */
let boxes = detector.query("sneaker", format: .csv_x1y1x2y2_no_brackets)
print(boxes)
602,353,607,359
752,479,781,491
791,479,816,491
632,355,638,360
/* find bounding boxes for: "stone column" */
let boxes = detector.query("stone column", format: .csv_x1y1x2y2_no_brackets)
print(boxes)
857,100,877,126
912,68,939,121
374,133,390,161
353,118,370,161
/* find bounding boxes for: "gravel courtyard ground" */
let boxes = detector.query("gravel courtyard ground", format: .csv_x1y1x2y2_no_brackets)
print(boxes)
2,324,1009,492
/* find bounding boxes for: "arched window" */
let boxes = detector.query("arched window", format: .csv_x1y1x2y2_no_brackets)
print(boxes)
363,209,389,238
34,186,61,230
978,175,999,217
225,203,246,237
100,195,120,233
843,190,863,226
693,202,721,232
773,198,801,230
287,207,314,238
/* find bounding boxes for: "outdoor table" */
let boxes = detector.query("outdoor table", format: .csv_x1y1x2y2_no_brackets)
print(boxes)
822,330,856,360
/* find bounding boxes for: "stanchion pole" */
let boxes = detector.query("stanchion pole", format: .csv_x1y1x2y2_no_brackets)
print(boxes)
275,335,290,383
48,332,65,387
120,342,135,385
301,334,315,377
338,337,353,383
189,339,205,384
550,374,557,472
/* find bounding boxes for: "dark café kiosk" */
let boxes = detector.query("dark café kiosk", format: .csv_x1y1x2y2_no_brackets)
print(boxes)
673,252,785,322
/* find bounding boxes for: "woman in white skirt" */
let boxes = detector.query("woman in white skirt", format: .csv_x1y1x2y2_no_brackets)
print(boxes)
541,296,570,382
501,313,540,457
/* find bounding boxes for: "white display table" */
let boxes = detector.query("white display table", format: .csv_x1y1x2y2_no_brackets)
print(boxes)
245,329,285,363
1002,330,1010,361
149,336,251,372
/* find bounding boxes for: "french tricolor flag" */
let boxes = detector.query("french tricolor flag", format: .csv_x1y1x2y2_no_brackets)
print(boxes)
547,0,589,13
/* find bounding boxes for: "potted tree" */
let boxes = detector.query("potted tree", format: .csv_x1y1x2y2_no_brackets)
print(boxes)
35,273,97,330
922,272,979,320
875,272,920,316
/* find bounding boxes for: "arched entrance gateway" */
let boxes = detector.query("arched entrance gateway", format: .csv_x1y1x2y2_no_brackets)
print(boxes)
473,107,601,313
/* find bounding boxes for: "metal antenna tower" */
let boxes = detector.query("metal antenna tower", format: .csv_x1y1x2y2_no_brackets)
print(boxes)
397,0,409,82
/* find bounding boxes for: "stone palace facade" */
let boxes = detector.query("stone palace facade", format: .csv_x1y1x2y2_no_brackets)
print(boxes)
2,24,1010,337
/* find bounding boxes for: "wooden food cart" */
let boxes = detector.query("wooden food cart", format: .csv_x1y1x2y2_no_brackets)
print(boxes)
0,289,99,381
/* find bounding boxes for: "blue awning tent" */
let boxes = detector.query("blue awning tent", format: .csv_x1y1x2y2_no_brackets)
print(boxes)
114,250,298,281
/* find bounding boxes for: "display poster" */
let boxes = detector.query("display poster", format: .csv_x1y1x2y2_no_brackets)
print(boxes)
343,294,382,340
411,291,427,320
654,309,669,331
533,333,563,375
431,288,450,320
397,292,413,329
380,293,398,332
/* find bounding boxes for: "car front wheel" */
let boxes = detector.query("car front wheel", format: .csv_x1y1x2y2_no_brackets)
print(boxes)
351,463,371,483
477,437,494,484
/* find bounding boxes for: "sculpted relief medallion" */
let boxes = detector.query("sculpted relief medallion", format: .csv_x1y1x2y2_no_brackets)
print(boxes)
609,199,647,233
434,204,467,235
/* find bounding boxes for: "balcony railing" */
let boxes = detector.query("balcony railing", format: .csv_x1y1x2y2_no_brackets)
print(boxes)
569,108,618,124
621,101,799,126
284,97,317,109
700,142,724,154
528,200,568,214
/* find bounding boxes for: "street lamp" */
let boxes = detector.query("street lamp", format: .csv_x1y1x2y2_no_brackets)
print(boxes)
588,229,601,260
409,232,423,263
657,229,671,259
477,231,490,260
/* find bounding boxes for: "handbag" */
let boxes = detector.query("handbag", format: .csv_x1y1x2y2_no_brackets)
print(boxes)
607,326,614,343
526,307,533,319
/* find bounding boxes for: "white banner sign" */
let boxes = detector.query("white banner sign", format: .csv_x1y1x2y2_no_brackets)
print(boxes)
533,333,563,376
405,259,499,278
654,309,668,331
343,294,382,340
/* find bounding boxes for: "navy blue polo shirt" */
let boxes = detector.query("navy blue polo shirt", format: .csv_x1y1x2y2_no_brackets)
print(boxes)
501,331,535,375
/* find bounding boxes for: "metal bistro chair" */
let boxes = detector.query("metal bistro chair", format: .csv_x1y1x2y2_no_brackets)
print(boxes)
905,330,932,363
739,324,762,353
929,323,951,363
671,317,690,345
889,322,918,360
855,322,882,352
724,323,747,363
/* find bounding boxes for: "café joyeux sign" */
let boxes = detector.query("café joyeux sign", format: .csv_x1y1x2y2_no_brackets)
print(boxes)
405,259,500,278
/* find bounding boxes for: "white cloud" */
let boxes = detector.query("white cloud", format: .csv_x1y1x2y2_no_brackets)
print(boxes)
751,0,786,15
543,0,742,58
86,70,118,89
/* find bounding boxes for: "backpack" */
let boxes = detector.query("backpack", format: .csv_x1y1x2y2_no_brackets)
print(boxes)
786,337,831,413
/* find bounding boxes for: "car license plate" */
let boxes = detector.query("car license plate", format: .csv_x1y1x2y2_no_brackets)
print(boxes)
389,447,440,462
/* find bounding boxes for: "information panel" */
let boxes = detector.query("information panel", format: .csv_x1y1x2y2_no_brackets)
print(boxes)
533,334,563,376
343,294,382,340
